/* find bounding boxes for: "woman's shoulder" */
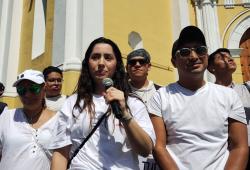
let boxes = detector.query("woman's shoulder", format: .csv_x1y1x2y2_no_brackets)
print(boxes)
66,93,77,101
0,108,22,124
61,94,78,107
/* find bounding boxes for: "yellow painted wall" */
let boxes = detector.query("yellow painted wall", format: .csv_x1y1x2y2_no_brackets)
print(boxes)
62,71,81,96
104,0,175,86
0,96,22,109
19,0,54,72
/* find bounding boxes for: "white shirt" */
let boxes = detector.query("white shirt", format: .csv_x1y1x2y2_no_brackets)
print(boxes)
129,80,157,107
45,94,66,112
148,82,246,170
232,83,250,145
0,109,58,170
129,80,160,170
50,94,155,170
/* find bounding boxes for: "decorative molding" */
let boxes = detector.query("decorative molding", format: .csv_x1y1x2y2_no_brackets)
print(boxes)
192,0,217,6
228,48,243,57
222,9,250,42
63,57,82,71
224,0,235,8
228,16,250,49
243,0,250,7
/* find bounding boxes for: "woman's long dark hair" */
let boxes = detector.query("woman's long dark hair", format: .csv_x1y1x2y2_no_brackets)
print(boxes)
73,37,131,119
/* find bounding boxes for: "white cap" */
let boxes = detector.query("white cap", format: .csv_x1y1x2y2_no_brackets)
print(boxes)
13,69,45,87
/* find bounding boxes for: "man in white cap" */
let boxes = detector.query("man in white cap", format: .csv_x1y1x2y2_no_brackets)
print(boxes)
148,26,248,169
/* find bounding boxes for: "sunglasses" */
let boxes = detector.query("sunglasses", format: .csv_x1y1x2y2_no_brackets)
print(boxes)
127,59,148,66
176,46,208,57
17,84,42,96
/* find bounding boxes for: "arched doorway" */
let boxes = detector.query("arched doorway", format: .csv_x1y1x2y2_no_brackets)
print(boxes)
240,27,250,82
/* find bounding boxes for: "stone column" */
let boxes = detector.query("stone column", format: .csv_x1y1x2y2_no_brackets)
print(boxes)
0,0,23,96
193,0,221,82
61,0,103,95
63,0,83,71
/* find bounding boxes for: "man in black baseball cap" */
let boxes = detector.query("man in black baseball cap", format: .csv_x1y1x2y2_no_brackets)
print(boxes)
170,25,208,83
126,48,161,169
149,26,248,169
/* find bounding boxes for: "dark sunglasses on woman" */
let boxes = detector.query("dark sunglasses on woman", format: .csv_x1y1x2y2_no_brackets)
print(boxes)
16,84,42,96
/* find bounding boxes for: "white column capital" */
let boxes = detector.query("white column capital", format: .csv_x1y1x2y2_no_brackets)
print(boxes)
63,58,82,71
192,0,217,5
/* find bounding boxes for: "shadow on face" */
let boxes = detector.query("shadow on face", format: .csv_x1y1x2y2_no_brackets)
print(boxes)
17,80,45,108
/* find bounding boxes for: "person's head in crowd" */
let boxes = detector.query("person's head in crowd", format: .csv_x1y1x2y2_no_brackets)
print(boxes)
75,37,130,113
0,82,5,96
207,48,236,76
13,69,46,111
126,48,151,84
171,26,208,86
43,66,63,98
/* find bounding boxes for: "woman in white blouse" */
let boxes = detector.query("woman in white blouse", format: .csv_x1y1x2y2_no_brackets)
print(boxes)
0,69,58,170
50,37,155,170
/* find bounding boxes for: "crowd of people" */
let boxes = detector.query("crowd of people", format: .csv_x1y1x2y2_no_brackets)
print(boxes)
0,25,249,170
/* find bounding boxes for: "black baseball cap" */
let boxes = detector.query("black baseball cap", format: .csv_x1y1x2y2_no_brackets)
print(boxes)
172,26,207,58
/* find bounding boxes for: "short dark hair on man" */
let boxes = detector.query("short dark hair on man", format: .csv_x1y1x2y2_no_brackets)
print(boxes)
0,82,5,91
43,66,63,80
208,48,231,66
171,40,179,59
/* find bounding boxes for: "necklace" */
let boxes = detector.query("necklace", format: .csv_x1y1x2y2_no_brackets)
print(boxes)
23,107,44,124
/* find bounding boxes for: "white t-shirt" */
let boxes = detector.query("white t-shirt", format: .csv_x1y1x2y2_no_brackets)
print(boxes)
130,80,158,108
0,108,58,170
45,94,66,112
148,82,246,170
50,94,155,170
130,80,160,170
232,83,250,146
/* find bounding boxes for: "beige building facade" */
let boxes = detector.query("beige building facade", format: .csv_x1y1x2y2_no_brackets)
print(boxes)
0,0,249,108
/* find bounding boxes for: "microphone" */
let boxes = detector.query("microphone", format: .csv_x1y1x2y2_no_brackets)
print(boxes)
102,78,123,119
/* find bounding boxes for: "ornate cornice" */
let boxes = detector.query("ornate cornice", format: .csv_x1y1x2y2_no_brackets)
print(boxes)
192,0,218,6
